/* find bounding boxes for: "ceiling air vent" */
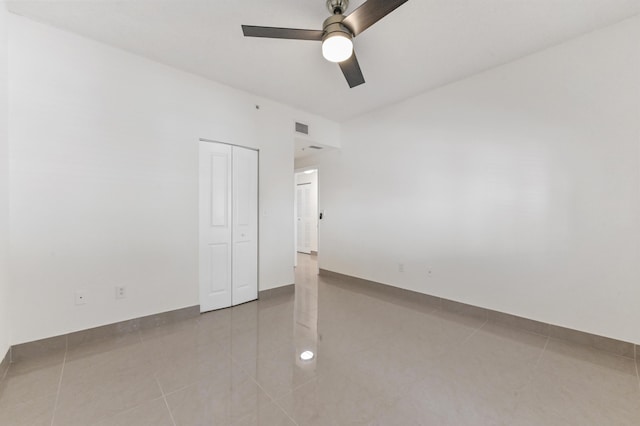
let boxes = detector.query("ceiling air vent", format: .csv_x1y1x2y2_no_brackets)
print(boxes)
308,145,323,150
295,122,309,135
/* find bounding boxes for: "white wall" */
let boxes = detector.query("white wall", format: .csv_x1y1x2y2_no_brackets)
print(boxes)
7,14,339,344
0,5,11,358
316,16,640,344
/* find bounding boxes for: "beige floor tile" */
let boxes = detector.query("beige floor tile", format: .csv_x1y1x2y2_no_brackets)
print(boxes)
391,369,518,425
196,309,234,341
139,318,209,357
0,363,62,406
275,350,400,425
0,393,56,426
347,341,442,400
60,342,153,388
53,344,162,426
93,397,174,426
370,394,459,426
5,349,66,377
229,327,286,367
232,401,296,426
9,336,66,374
316,312,398,359
66,329,142,362
511,339,640,425
53,374,162,426
152,340,231,394
238,345,317,400
276,374,393,425
165,363,272,426
447,322,548,393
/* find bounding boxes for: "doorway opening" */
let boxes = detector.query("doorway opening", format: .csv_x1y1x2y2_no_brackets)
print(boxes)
294,169,319,270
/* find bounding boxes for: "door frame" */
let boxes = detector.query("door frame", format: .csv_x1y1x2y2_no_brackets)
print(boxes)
198,138,260,310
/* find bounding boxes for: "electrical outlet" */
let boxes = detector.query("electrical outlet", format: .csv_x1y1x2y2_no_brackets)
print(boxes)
75,291,87,305
115,286,126,299
398,263,405,272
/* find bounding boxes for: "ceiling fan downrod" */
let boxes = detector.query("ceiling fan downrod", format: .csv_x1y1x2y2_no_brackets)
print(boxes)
327,0,349,15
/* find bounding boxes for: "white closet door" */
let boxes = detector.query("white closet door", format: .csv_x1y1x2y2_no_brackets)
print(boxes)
232,146,258,306
296,184,312,254
199,142,233,312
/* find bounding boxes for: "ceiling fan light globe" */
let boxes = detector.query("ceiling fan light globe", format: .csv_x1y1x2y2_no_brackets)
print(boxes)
322,34,353,63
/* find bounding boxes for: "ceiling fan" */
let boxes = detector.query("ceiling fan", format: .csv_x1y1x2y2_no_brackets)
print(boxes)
241,0,409,88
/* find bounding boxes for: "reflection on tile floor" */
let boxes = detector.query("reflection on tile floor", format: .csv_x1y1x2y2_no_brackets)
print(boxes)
1,253,639,425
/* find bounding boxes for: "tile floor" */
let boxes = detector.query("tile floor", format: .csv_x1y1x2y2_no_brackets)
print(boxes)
1,254,639,425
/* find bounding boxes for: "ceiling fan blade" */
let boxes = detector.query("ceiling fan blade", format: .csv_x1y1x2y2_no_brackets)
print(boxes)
241,25,323,41
342,0,409,36
339,51,365,88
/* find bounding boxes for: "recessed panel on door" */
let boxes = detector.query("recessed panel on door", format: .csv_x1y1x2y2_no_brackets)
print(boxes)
210,154,229,227
199,143,233,312
207,243,229,294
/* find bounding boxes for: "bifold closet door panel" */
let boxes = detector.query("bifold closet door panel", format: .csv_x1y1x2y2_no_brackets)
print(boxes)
199,142,233,313
232,146,258,306
296,184,312,254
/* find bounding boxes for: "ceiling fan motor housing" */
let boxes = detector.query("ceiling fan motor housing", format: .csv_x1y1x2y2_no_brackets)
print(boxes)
327,0,349,15
322,14,353,41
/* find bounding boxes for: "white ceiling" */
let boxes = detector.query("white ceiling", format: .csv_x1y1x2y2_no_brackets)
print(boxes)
6,0,640,122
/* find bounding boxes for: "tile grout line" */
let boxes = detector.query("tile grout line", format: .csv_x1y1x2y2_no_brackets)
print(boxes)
251,377,300,426
461,318,488,344
154,376,177,426
168,349,298,425
528,337,550,391
527,335,550,389
100,396,170,423
511,335,550,418
534,336,550,369
49,334,68,426
229,352,300,426
159,353,236,401
230,352,268,394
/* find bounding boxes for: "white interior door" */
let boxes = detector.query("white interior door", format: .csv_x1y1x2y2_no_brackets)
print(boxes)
199,141,258,312
296,184,312,254
232,146,258,306
199,142,233,312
